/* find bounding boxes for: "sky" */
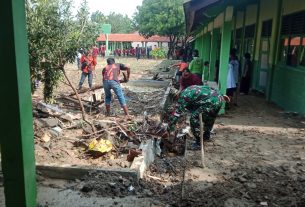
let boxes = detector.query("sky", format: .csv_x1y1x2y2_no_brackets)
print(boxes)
72,0,143,17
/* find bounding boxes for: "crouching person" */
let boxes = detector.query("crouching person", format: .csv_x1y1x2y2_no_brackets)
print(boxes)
102,58,130,116
163,85,230,149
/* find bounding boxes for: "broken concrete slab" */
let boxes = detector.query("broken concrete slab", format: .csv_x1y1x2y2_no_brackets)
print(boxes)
39,118,59,128
37,102,64,115
37,186,153,207
48,126,62,138
125,80,170,88
130,139,157,179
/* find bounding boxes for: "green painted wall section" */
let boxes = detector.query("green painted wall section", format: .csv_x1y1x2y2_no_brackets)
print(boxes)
283,0,305,15
236,11,244,28
245,4,258,25
219,20,233,114
254,0,278,61
0,0,37,206
271,66,305,114
209,28,220,81
203,33,211,80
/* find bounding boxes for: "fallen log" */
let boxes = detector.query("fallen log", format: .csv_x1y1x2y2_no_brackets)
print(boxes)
68,85,103,96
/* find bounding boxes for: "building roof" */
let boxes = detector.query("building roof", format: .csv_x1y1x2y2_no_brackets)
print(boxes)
183,0,259,34
183,0,222,34
96,33,170,42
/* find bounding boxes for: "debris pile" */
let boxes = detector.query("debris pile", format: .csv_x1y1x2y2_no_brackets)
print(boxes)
32,85,170,168
75,171,139,197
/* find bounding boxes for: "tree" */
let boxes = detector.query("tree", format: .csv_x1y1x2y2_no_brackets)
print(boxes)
134,0,185,58
26,0,97,131
91,11,106,25
105,12,135,33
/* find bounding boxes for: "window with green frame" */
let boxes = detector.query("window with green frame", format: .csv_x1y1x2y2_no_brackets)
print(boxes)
279,10,305,67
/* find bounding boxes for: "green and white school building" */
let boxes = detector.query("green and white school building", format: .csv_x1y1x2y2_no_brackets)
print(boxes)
184,0,305,115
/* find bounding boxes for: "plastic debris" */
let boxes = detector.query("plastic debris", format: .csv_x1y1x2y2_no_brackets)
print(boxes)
88,139,113,153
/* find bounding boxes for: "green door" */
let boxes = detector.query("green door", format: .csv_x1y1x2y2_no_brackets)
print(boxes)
257,38,270,93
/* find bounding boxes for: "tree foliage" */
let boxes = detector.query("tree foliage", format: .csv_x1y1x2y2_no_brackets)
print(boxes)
134,0,185,58
26,0,98,102
105,12,134,34
91,10,106,25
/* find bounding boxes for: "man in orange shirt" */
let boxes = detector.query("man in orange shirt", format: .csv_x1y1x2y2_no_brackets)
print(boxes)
170,58,188,82
102,58,130,116
78,52,96,90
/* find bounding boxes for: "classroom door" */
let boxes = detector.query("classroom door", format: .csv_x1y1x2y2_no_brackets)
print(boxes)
257,38,270,93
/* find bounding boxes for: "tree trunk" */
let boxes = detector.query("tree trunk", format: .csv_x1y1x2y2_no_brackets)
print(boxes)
167,35,177,60
61,68,96,132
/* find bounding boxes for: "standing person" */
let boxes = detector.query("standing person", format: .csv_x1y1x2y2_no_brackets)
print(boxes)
76,50,82,69
123,48,126,57
230,49,240,106
100,44,106,58
240,53,252,95
189,49,204,79
226,55,237,109
147,46,152,59
92,45,99,58
78,52,96,90
162,85,230,149
203,61,210,81
131,47,136,57
136,44,141,60
141,47,146,58
102,58,130,116
170,58,188,82
214,60,220,83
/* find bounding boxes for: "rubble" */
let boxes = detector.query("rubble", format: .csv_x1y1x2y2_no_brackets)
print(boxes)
31,59,305,207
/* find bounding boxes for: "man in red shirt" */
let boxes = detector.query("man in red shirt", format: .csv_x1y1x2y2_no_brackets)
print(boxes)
179,69,203,91
78,52,96,90
100,44,106,57
92,45,99,58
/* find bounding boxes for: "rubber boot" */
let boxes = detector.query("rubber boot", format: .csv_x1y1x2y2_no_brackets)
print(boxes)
105,105,111,116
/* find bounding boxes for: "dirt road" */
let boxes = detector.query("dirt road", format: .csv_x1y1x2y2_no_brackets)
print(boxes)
147,94,305,207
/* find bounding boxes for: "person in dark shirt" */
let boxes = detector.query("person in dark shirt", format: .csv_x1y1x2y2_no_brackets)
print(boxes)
240,53,252,94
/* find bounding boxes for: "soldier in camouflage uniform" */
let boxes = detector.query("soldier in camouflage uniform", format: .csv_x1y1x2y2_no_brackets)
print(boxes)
165,85,229,147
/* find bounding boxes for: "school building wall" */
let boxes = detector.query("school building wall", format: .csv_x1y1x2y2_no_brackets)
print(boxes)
270,0,305,114
190,0,305,115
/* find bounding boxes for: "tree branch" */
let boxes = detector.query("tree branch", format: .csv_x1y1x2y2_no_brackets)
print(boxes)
61,68,96,132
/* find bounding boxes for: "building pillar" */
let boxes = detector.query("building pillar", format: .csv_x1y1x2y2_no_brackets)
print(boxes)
0,0,37,206
203,32,211,81
266,0,283,101
209,28,220,81
219,6,234,114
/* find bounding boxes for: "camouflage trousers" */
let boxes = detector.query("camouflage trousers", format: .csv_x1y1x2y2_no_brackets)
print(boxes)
190,108,220,144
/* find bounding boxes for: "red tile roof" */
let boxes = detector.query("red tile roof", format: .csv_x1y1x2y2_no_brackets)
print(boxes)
96,33,170,42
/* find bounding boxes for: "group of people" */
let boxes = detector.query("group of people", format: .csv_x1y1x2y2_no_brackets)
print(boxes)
77,46,131,116
96,44,154,60
160,48,253,149
226,49,252,108
76,45,252,150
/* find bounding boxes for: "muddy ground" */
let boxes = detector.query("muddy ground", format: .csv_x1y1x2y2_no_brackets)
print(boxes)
32,58,305,206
